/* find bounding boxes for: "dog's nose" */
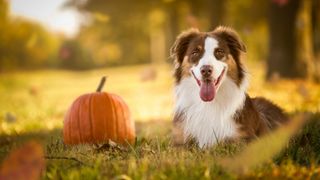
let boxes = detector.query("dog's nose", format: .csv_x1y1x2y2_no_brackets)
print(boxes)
200,65,213,77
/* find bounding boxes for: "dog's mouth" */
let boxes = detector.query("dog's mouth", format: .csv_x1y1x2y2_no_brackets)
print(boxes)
191,67,226,102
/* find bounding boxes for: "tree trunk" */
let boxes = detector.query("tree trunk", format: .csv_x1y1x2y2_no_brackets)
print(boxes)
207,0,224,30
167,4,180,57
267,0,314,79
312,0,320,81
295,0,314,78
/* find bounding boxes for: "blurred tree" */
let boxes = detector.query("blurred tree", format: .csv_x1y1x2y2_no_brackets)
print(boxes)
0,0,60,71
149,9,166,64
65,0,229,66
267,0,318,80
65,0,153,65
312,0,320,80
59,39,94,70
0,0,9,72
208,0,225,29
225,0,269,62
0,0,8,21
0,18,59,71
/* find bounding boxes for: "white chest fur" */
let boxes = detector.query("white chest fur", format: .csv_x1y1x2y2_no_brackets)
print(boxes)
174,76,248,148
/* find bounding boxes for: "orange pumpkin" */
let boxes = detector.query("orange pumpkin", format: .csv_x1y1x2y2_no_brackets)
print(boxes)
63,77,135,145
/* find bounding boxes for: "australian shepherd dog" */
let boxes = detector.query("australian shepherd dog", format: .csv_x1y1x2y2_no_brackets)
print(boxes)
171,26,289,148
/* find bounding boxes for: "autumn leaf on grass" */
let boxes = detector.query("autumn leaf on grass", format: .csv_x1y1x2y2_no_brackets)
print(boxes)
218,114,308,175
0,141,45,180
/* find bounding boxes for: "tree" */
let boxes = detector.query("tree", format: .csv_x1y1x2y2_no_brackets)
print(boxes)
65,0,154,65
267,0,318,80
0,1,60,71
0,0,8,21
312,0,320,80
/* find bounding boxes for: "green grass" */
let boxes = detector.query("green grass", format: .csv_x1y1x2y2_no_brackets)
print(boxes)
1,62,320,179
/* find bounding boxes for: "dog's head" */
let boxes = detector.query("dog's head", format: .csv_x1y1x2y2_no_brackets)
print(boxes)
171,26,246,102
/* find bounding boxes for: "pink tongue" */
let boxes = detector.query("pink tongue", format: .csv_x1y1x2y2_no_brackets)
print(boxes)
200,81,216,102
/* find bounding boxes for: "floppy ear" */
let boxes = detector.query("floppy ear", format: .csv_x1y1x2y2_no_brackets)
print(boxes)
213,26,246,60
170,28,199,64
213,26,246,83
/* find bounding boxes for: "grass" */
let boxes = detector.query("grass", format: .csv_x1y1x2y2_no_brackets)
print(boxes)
0,62,320,179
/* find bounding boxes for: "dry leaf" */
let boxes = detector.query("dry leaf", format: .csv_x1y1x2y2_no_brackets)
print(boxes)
0,141,45,180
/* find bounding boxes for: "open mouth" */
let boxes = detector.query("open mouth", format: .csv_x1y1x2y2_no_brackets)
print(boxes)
191,67,226,102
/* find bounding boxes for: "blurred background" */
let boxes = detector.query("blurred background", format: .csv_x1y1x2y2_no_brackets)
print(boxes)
1,1,320,178
0,0,320,133
0,0,319,77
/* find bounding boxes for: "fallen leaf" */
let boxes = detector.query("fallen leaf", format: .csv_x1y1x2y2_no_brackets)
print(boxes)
0,141,45,180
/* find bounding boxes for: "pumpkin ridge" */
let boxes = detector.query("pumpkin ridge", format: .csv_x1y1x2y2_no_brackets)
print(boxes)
102,93,111,142
71,98,82,144
109,95,118,142
113,94,127,143
112,94,126,143
119,97,127,144
125,99,134,143
122,100,134,143
77,97,83,143
88,94,95,142
116,94,134,143
91,93,109,142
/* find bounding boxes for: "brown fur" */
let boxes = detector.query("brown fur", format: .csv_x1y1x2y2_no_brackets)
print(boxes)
181,56,192,79
235,95,289,141
225,54,242,85
171,29,200,83
172,111,185,145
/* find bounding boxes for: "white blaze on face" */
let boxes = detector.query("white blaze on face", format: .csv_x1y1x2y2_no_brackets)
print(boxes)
191,37,227,81
190,37,227,102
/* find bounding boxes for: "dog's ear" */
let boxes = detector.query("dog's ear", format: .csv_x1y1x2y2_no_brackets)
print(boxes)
170,28,199,64
213,26,246,56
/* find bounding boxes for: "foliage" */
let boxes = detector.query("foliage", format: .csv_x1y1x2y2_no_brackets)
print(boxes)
1,117,320,179
0,0,60,71
65,0,272,67
218,114,308,174
276,113,320,165
1,0,319,71
58,39,94,70
0,0,8,21
0,63,320,179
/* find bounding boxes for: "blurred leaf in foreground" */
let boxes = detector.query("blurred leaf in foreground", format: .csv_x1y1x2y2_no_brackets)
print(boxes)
0,141,45,180
93,12,110,23
218,113,309,174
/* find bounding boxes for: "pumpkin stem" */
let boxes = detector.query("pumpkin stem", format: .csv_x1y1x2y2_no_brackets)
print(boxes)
96,76,107,92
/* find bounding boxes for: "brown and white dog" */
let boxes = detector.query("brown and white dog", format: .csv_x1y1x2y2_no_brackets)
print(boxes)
171,26,288,148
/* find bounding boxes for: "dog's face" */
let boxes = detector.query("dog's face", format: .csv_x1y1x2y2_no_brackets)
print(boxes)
171,26,246,102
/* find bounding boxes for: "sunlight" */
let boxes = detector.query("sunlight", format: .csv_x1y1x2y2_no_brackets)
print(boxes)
10,0,81,37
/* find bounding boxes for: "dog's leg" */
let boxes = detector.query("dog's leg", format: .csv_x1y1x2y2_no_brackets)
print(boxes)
172,122,185,146
172,111,186,146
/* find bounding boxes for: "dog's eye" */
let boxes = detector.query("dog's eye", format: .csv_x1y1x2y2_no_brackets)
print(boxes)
191,50,199,57
191,48,201,57
214,48,225,59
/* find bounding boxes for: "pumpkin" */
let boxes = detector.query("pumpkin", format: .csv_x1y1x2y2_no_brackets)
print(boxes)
63,77,135,145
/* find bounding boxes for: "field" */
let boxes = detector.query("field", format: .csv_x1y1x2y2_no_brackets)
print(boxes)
1,62,320,179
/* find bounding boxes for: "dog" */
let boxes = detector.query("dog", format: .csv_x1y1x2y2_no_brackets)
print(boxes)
171,26,289,148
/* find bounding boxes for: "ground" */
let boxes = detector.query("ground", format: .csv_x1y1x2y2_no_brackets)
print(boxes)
0,62,320,179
